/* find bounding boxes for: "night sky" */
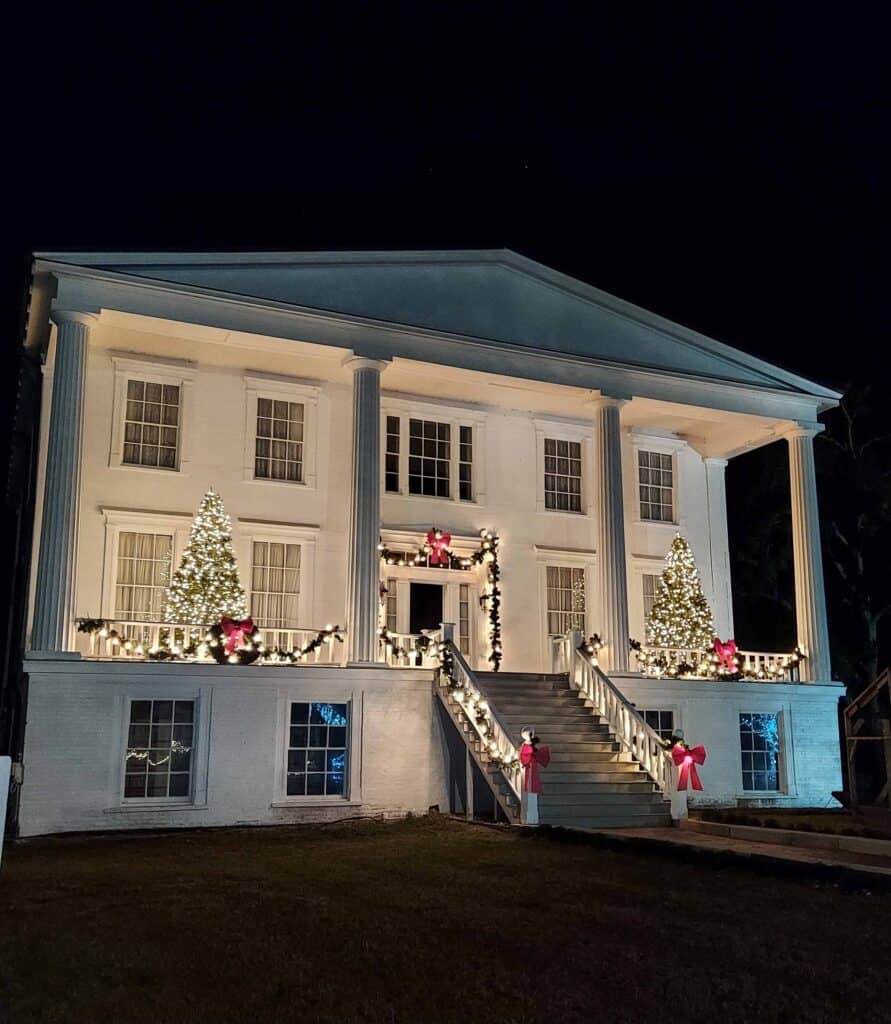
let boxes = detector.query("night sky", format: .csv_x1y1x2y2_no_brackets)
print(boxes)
2,8,888,652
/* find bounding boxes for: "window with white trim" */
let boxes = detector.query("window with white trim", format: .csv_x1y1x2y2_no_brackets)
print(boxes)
409,418,451,497
124,699,194,799
115,531,173,622
546,566,586,636
642,709,675,743
287,701,350,797
459,583,471,655
385,416,401,494
385,577,398,633
251,542,301,646
254,398,304,482
383,413,477,502
739,712,782,792
642,573,660,624
639,450,674,522
122,380,181,470
544,438,582,513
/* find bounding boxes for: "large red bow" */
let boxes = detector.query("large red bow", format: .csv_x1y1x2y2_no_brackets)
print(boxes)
426,530,451,565
220,616,255,655
672,743,707,791
713,636,738,671
520,743,551,794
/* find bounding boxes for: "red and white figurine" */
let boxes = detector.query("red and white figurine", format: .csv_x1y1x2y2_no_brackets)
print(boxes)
519,727,551,825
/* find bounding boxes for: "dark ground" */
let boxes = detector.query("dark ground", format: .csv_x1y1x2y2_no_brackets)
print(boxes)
1,816,889,1024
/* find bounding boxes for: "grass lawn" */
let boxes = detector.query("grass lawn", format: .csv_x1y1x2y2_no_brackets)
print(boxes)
1,816,890,1024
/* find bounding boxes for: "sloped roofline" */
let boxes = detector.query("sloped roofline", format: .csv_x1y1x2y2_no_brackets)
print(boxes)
33,247,842,403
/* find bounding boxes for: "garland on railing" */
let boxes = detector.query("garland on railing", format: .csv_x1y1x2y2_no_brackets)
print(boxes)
76,619,344,666
628,637,805,681
378,527,502,671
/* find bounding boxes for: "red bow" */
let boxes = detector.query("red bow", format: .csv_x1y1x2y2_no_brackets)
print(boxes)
221,616,255,655
672,743,707,791
713,636,738,670
426,530,451,565
520,743,551,794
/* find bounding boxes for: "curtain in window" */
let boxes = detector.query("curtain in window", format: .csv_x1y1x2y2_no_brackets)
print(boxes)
115,532,172,621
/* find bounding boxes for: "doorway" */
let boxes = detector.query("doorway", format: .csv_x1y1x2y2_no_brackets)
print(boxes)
410,582,443,634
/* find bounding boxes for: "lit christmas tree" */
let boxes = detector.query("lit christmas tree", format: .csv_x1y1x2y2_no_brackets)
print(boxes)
645,534,715,650
165,489,248,624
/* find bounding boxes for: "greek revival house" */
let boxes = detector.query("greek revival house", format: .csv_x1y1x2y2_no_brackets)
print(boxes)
17,250,844,835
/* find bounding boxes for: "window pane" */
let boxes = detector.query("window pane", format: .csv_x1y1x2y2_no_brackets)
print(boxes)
122,379,179,470
124,699,194,799
287,702,350,799
254,398,304,482
251,542,301,629
739,713,781,791
544,438,582,513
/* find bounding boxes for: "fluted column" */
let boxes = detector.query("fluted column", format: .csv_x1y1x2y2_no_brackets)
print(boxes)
343,356,388,663
31,311,94,652
784,424,831,681
590,396,630,672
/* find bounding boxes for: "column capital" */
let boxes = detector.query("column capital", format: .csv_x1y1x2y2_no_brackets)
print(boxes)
586,392,630,412
341,354,390,374
776,421,825,442
51,309,99,329
703,456,729,468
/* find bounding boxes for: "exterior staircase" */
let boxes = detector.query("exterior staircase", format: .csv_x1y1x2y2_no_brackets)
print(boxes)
475,671,672,829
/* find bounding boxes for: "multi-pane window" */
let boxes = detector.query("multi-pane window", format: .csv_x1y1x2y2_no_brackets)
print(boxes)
544,438,582,512
739,713,781,792
642,709,675,743
639,450,674,522
385,577,398,633
124,699,194,799
123,380,180,470
115,531,173,622
459,426,473,501
255,398,304,482
251,542,300,649
409,418,451,498
385,416,401,493
546,566,586,636
642,573,661,624
287,701,349,797
459,583,471,656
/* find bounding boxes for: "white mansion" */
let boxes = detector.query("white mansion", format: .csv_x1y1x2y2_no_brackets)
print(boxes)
19,250,843,835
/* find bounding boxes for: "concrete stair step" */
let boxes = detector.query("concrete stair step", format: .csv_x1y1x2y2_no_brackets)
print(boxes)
545,766,646,780
537,780,658,794
548,751,632,763
541,792,667,807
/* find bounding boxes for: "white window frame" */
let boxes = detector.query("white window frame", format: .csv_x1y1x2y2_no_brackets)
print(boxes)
629,557,665,639
639,708,680,744
100,508,194,621
534,547,596,669
238,520,319,631
736,706,795,797
109,354,196,475
243,373,320,490
272,688,363,806
380,397,486,506
533,419,593,517
628,431,686,527
107,687,213,812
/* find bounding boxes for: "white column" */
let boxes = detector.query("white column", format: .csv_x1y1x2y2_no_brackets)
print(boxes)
31,311,94,652
704,457,734,639
343,356,388,663
785,424,831,681
590,396,630,672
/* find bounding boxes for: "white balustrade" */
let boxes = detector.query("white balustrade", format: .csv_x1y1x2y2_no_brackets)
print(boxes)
380,631,442,668
635,645,800,682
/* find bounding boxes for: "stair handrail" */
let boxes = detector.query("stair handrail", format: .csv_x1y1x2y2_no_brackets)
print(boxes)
565,631,675,794
440,634,523,804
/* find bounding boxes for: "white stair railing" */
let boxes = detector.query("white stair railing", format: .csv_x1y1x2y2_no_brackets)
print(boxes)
564,630,674,794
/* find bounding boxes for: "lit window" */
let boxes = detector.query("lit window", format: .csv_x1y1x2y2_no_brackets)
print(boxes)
544,438,582,513
385,577,398,633
251,541,300,648
639,450,674,522
124,699,193,799
642,573,660,623
642,709,675,743
287,702,349,797
739,713,781,792
115,531,173,622
122,380,180,470
255,398,304,482
408,418,451,498
459,583,471,655
546,566,586,636
385,416,401,493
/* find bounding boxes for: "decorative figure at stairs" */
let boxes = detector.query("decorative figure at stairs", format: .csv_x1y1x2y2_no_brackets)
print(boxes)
520,727,551,825
669,730,707,822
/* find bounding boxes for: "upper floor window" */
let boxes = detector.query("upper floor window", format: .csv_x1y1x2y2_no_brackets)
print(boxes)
123,380,180,470
544,438,582,513
115,531,173,622
251,541,301,645
255,398,304,483
124,698,194,799
384,410,478,502
642,573,660,624
638,450,674,522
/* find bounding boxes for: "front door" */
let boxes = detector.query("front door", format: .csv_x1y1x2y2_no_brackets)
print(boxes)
410,582,443,634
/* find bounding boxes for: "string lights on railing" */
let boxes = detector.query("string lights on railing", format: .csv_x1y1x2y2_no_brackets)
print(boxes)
629,638,805,681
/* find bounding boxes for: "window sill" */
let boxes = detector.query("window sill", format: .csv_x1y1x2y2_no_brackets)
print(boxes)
244,476,317,491
632,518,678,528
271,799,361,808
104,802,208,814
111,462,189,478
536,507,589,518
383,491,481,507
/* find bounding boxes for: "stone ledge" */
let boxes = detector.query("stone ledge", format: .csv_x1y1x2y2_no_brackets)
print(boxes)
681,818,891,860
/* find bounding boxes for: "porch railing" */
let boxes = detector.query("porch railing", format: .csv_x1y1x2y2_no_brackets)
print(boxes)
637,646,800,682
380,631,442,668
565,631,674,794
75,620,344,665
